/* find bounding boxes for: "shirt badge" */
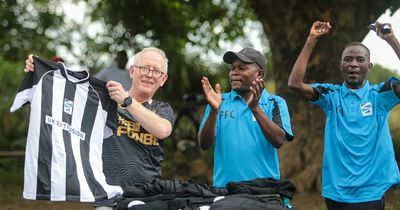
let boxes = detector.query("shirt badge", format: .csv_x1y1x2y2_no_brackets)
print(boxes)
360,102,373,117
64,98,74,115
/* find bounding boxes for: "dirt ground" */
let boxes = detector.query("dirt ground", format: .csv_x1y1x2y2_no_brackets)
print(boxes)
0,188,399,210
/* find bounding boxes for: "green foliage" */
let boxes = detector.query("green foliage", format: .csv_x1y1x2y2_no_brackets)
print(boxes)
91,0,254,51
0,158,24,191
88,0,256,94
0,0,65,61
0,56,28,150
367,63,399,84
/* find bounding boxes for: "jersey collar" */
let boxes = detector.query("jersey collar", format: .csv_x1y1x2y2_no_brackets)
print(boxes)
341,80,370,99
59,62,90,84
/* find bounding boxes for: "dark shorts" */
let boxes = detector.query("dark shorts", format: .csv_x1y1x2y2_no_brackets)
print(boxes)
325,197,385,210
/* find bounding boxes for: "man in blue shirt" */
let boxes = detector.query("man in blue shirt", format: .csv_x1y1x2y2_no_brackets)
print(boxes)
198,48,294,188
288,21,400,210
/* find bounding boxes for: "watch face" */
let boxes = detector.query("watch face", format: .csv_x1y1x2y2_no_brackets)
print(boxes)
123,97,132,107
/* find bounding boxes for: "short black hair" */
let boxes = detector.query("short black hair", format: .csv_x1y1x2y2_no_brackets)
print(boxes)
343,42,370,60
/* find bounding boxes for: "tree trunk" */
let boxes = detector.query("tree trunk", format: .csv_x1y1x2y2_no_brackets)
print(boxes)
248,0,398,191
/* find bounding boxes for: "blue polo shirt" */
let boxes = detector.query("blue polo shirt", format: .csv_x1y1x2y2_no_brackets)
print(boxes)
199,89,293,188
310,78,400,203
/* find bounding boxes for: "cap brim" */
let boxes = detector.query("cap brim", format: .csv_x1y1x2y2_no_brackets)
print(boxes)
223,51,254,64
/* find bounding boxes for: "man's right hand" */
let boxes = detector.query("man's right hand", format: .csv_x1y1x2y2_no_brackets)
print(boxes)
201,76,222,111
309,21,332,38
24,54,35,72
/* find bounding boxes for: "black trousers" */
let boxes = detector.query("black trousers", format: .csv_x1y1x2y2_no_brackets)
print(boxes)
325,197,385,210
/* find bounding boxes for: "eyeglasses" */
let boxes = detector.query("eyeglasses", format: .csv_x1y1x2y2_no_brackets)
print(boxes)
134,65,164,79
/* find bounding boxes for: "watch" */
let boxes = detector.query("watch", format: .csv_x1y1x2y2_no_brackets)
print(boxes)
121,96,133,108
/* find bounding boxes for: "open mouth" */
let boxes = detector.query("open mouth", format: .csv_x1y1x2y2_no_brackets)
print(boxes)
230,79,242,83
347,71,358,78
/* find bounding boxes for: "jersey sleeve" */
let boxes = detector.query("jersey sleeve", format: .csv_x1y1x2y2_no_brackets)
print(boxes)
309,83,336,110
155,102,175,128
377,77,400,111
10,56,59,112
271,97,294,141
89,76,118,130
199,104,211,131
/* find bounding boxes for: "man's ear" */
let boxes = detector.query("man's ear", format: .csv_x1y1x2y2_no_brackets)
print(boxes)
338,60,343,72
129,65,135,78
368,62,373,71
160,74,168,87
258,69,264,79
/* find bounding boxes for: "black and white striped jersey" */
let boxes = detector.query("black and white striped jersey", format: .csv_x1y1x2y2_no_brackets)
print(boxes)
10,56,123,202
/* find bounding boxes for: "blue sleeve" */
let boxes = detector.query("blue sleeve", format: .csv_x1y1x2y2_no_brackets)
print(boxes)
377,77,400,111
309,83,336,110
199,104,211,131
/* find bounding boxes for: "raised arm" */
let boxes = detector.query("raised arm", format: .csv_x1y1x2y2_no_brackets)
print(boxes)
288,21,332,100
375,22,400,96
375,22,400,60
198,77,222,150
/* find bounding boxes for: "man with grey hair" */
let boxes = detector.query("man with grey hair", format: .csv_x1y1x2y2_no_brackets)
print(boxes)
103,47,173,186
24,47,175,209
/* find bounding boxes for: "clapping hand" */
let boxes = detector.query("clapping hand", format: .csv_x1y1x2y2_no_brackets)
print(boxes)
201,76,222,111
247,78,264,109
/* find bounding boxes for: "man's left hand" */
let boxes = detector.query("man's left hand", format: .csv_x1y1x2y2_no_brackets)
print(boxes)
247,78,264,109
375,22,395,40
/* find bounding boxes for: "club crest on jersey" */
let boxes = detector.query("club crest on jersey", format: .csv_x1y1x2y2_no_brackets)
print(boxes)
64,99,74,115
360,102,373,117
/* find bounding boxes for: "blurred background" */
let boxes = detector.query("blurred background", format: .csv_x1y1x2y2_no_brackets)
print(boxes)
1,0,400,209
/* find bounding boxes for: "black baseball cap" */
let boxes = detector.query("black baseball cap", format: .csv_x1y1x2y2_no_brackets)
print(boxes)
223,48,266,77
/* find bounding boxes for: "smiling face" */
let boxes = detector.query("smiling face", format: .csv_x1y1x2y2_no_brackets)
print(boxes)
229,59,263,94
130,50,168,99
339,44,372,89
